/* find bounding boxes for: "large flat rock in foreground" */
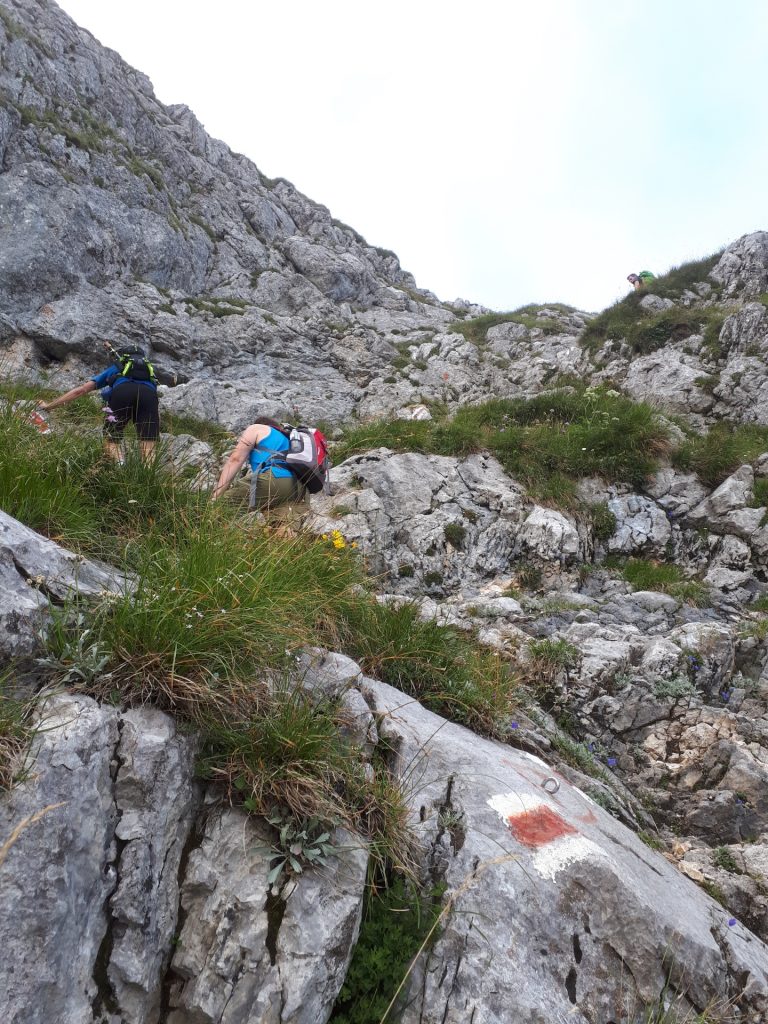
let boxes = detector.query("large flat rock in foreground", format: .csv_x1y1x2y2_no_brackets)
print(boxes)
362,678,768,1023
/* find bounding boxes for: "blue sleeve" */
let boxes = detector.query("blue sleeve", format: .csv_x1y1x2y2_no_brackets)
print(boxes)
91,365,119,387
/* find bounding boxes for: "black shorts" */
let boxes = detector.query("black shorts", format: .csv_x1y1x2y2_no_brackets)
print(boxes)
104,382,160,441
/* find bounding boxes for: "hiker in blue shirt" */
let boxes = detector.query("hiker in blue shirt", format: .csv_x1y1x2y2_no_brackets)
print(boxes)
39,342,160,463
212,416,310,522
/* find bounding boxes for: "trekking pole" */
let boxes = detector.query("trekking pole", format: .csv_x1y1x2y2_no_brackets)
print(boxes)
103,340,122,363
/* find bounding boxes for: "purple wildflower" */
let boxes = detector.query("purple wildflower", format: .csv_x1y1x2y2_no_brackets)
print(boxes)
510,721,519,730
606,757,617,767
728,918,737,927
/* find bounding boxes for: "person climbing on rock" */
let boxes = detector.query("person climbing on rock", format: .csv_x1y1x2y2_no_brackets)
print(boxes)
212,416,327,525
627,271,656,291
38,342,161,463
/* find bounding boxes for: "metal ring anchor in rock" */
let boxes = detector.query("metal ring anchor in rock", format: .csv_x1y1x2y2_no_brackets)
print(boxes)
541,777,560,795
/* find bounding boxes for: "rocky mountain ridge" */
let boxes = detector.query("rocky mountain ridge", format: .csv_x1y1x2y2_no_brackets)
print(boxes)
3,4,768,433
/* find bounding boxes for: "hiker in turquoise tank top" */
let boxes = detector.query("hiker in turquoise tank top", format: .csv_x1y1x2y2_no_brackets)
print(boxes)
212,416,310,522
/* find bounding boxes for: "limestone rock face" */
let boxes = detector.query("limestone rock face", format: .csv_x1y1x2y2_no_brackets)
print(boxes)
362,677,768,1024
0,509,125,660
0,695,119,1024
167,811,366,1024
712,231,768,298
0,693,367,1024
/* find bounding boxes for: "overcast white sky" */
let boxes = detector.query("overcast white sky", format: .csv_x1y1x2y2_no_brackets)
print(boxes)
58,0,768,313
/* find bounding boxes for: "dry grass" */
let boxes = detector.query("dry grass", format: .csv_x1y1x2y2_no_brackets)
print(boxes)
0,803,67,869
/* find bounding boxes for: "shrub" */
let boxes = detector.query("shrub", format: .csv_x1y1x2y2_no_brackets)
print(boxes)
330,876,445,1024
443,522,466,548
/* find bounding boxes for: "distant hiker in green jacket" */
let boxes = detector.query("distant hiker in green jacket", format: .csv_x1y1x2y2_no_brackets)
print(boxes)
627,271,656,291
38,342,161,463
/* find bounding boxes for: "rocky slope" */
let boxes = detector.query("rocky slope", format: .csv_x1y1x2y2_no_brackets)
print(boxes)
4,3,766,432
1,518,767,1024
3,1,768,1022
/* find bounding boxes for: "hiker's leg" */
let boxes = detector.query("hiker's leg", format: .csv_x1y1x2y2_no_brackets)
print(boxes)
139,440,157,464
254,475,310,531
103,385,131,462
104,439,124,463
133,385,160,463
252,472,297,513
224,477,252,511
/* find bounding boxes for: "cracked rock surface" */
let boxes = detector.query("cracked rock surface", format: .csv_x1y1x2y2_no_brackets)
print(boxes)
0,692,367,1024
362,678,768,1023
0,509,126,661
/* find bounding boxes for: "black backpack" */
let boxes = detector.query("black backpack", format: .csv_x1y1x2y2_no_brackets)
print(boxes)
109,349,157,385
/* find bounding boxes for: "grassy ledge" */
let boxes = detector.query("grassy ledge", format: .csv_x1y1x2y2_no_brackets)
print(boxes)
333,385,671,505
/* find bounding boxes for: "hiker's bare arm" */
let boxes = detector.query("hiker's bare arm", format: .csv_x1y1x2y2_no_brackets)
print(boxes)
39,380,97,411
211,423,270,499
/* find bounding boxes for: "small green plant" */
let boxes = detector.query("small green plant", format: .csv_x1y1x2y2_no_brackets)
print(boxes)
332,504,354,517
653,676,697,699
516,562,543,590
637,830,664,851
37,615,112,687
0,678,36,792
712,846,740,874
330,876,445,1024
397,564,414,578
751,595,768,612
256,808,337,894
750,477,768,509
550,733,607,780
443,522,467,548
528,637,579,670
589,503,617,541
739,619,768,641
423,571,443,588
702,880,727,906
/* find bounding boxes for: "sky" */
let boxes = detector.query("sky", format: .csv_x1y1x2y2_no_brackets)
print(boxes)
57,0,768,313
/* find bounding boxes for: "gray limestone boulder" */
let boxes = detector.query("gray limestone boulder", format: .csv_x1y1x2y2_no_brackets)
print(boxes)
712,232,768,299
166,810,367,1024
0,510,126,661
361,677,768,1023
606,493,672,556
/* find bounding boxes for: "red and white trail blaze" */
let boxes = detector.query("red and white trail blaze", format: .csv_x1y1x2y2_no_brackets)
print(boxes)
487,790,613,881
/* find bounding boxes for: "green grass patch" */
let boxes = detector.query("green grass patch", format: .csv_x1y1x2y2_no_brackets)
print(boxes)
333,386,670,504
672,423,768,488
336,601,519,736
582,299,722,356
448,305,565,346
2,402,523,859
750,477,768,509
0,678,35,792
642,253,722,300
609,558,710,606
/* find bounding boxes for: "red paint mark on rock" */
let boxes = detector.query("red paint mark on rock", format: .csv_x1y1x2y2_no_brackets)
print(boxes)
506,806,577,847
